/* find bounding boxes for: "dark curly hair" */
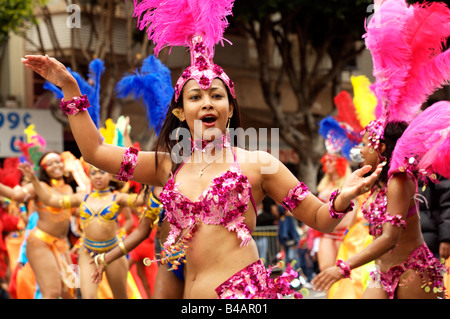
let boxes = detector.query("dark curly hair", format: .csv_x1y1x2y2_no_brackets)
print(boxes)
378,121,409,185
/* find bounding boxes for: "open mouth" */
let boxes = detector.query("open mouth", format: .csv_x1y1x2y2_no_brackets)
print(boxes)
201,116,217,125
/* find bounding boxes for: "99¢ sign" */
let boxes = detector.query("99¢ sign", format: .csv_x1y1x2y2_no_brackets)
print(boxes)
0,109,63,157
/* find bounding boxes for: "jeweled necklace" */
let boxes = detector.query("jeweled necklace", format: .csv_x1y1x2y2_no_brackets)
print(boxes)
190,132,230,178
192,149,225,178
91,187,111,198
50,178,66,193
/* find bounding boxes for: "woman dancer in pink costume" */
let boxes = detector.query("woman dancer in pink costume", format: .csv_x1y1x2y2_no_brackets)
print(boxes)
21,0,381,299
312,0,450,298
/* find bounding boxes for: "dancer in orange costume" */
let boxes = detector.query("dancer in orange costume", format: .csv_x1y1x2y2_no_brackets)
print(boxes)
0,152,75,299
19,162,142,299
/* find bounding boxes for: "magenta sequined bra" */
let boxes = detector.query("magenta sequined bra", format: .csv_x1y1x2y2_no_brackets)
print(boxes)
361,187,406,236
158,137,256,267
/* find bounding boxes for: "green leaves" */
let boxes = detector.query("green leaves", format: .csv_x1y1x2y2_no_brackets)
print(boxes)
0,0,48,43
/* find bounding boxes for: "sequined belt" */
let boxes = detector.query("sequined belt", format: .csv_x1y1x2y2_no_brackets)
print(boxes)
82,235,119,255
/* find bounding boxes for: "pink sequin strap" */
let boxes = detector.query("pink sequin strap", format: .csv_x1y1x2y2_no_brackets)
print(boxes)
329,189,354,219
281,182,310,211
59,94,90,115
336,259,351,278
115,147,139,181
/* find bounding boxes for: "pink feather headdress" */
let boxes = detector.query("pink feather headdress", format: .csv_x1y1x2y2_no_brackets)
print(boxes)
363,0,450,184
364,0,450,123
362,0,450,155
132,0,236,101
389,101,450,183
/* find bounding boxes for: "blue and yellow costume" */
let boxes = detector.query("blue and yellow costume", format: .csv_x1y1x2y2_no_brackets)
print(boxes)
79,191,122,255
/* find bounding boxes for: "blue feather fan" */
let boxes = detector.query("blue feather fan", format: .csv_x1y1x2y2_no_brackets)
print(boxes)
115,55,174,135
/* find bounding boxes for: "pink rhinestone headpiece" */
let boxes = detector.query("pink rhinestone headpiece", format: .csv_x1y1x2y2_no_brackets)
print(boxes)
174,35,235,102
362,118,386,150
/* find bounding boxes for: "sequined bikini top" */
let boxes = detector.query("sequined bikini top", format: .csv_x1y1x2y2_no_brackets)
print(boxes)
159,146,257,250
79,192,120,223
361,186,415,236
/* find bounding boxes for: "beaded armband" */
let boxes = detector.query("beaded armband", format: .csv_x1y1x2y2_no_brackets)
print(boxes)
329,189,354,219
115,147,139,181
281,182,310,211
384,214,407,230
336,259,351,278
60,95,90,115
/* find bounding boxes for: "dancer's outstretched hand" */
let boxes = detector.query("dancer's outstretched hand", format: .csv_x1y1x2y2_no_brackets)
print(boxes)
311,265,343,292
21,55,75,89
340,163,383,200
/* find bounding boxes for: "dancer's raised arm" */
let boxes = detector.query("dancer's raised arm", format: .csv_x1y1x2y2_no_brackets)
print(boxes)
21,55,167,186
259,151,382,233
19,162,82,208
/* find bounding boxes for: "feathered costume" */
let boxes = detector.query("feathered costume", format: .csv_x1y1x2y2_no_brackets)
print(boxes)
133,0,235,101
364,0,450,183
319,76,367,162
318,76,376,299
360,0,450,298
14,124,46,172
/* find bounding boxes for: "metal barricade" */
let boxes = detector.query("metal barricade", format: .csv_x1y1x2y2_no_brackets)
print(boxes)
252,225,279,266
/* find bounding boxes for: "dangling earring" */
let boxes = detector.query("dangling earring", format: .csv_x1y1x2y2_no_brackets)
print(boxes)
226,116,231,134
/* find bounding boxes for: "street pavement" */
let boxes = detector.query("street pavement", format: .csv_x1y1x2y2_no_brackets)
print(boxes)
301,288,326,299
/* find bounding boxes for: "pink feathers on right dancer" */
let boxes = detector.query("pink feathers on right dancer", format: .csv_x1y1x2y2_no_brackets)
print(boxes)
389,101,450,182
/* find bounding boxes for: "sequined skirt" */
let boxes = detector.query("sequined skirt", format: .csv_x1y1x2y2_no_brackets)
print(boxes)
215,259,302,299
369,243,448,298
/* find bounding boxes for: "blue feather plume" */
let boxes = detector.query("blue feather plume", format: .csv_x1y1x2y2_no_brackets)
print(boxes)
44,59,105,128
319,116,358,161
115,55,174,135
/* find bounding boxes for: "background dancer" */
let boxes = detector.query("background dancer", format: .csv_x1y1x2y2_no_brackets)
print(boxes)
0,151,75,298
312,0,450,299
